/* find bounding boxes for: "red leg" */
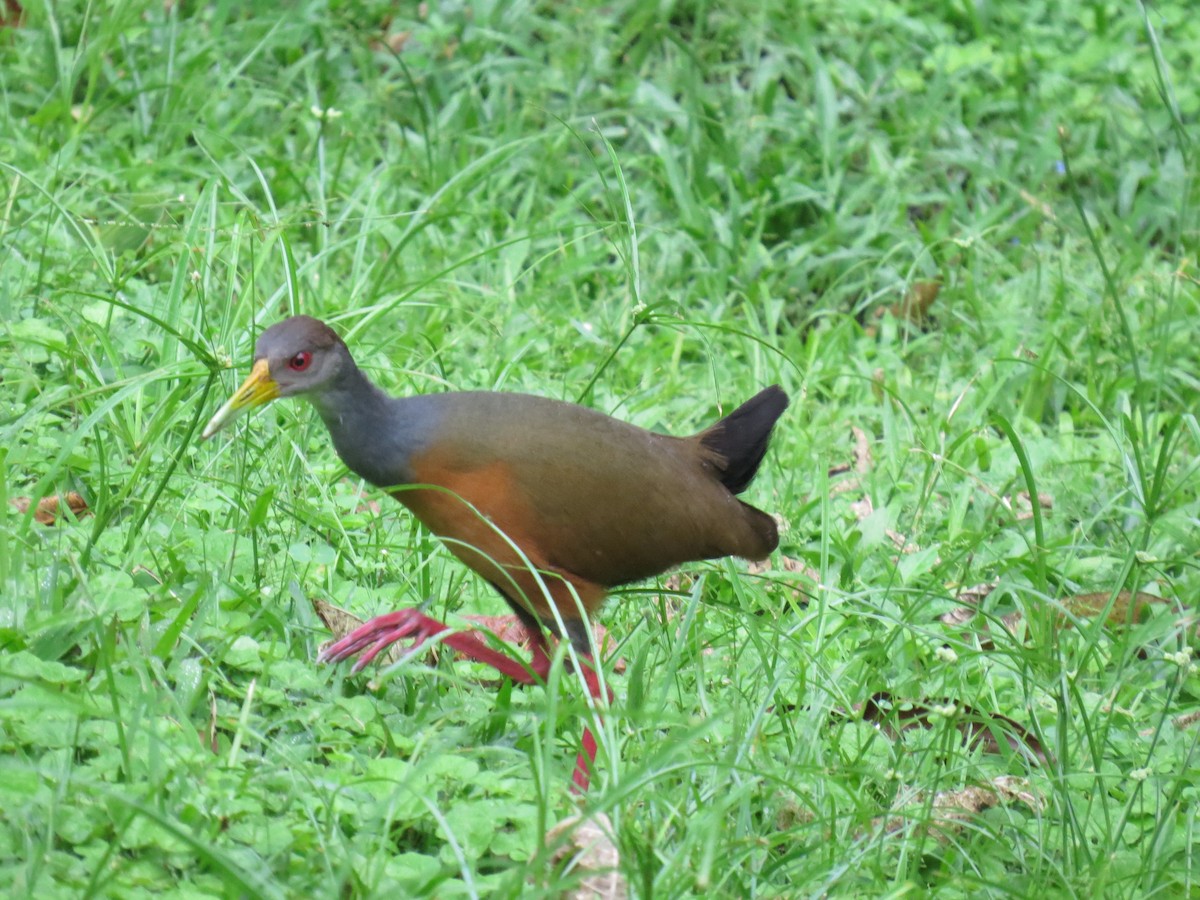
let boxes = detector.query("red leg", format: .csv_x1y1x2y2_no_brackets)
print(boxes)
455,631,611,793
539,651,613,794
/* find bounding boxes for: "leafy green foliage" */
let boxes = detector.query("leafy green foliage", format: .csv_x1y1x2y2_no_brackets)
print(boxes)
2,0,1198,896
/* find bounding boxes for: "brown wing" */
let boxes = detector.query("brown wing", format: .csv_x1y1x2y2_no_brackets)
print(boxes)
405,393,776,588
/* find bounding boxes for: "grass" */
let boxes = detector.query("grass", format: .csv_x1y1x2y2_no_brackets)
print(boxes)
2,0,1199,895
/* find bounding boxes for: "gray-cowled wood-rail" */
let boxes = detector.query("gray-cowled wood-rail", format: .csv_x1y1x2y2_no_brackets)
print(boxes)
202,315,788,791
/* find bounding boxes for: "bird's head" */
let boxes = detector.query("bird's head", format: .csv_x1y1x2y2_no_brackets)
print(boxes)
202,315,348,440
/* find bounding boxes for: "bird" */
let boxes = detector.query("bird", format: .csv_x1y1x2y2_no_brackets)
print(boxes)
202,315,788,791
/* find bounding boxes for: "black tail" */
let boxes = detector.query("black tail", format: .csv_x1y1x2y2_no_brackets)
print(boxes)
699,385,789,494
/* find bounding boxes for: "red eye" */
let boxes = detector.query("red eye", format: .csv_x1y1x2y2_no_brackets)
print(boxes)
288,351,313,371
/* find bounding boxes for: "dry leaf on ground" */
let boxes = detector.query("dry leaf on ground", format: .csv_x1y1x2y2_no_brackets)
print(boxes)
952,580,999,607
747,555,819,601
1172,710,1200,731
1061,590,1167,627
662,572,694,593
851,426,873,473
888,280,941,324
886,529,919,554
942,589,1174,651
1004,491,1053,521
875,776,1043,843
829,425,874,496
544,813,626,900
10,492,90,525
851,691,1050,765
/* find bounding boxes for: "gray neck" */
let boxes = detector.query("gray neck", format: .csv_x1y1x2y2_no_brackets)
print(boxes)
307,366,422,488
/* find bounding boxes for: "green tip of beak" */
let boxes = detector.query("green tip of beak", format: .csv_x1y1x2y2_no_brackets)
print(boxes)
201,359,280,441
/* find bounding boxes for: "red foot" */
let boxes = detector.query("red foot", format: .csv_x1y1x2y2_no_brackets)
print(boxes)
319,607,611,792
318,607,542,683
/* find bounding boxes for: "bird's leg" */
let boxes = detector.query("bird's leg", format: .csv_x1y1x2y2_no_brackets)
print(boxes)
573,658,615,793
319,608,611,792
318,608,542,684
525,643,613,794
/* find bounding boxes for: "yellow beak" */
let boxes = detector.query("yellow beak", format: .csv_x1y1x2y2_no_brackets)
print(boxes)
201,359,279,440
